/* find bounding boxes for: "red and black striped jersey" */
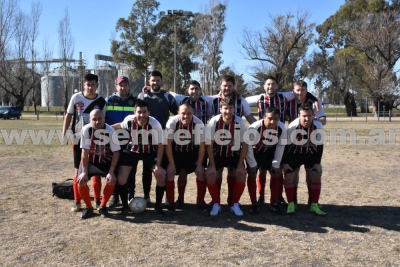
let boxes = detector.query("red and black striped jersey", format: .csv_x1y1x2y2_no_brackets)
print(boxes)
120,115,163,154
212,95,252,117
287,98,326,123
180,96,211,124
246,120,287,169
207,114,246,157
80,124,120,164
286,118,324,156
257,93,288,122
166,115,204,152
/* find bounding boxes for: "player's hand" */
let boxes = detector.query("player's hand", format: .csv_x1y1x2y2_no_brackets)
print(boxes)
77,172,88,186
153,165,166,180
247,165,258,178
313,101,321,112
195,165,205,180
106,172,117,185
236,164,247,178
142,86,151,93
205,165,216,180
166,163,176,177
269,166,282,176
281,164,293,173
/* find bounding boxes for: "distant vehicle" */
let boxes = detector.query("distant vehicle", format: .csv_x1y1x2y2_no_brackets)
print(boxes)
0,106,22,119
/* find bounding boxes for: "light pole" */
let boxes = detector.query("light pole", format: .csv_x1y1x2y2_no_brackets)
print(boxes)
160,10,193,92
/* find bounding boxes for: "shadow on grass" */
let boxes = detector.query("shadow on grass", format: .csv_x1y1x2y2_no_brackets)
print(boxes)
102,203,400,233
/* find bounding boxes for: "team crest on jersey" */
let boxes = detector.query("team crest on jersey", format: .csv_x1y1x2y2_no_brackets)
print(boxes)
75,102,84,110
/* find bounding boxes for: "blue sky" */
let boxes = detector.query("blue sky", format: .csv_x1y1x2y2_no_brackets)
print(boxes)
19,0,346,86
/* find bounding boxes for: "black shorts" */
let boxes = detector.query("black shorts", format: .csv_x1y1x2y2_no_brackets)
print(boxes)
254,151,275,170
77,161,112,178
286,155,321,171
212,155,240,171
73,143,81,169
119,150,157,168
162,149,200,175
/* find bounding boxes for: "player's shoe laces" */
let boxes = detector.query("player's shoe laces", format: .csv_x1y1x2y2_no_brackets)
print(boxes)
80,207,94,219
310,203,326,216
287,202,296,214
71,202,81,212
230,203,244,216
209,203,221,216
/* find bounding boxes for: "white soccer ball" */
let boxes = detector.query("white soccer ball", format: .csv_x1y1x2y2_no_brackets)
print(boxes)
129,197,147,214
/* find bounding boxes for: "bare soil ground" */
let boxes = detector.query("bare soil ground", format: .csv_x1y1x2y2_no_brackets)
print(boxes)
0,117,399,266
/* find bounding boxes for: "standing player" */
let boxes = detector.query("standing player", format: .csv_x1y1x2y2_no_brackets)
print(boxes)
170,80,212,206
211,75,256,205
245,76,319,206
62,74,106,213
282,104,326,215
287,80,326,205
105,76,137,207
173,80,213,124
113,100,167,215
163,103,206,210
77,109,120,219
205,97,254,216
246,107,287,214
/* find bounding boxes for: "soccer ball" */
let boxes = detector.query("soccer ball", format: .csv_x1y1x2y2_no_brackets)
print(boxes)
129,197,147,214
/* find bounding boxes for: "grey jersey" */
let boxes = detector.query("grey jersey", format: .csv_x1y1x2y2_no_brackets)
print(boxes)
137,89,178,129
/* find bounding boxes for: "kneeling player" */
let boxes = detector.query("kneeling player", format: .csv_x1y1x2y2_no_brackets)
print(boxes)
282,104,325,215
246,107,287,214
206,97,250,216
113,100,167,215
163,103,206,210
77,109,120,219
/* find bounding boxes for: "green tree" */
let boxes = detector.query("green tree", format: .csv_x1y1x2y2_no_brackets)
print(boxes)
111,0,160,82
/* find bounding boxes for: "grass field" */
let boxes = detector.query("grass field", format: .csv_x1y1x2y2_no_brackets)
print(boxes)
0,116,399,266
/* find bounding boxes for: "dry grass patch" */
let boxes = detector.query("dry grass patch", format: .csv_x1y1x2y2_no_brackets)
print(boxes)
0,117,399,266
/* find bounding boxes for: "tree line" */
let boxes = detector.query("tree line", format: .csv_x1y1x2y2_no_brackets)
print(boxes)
1,0,399,115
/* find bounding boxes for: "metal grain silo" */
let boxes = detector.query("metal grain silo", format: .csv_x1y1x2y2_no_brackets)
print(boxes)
41,66,79,107
94,63,116,98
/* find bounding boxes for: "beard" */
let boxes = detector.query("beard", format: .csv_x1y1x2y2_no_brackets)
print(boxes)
151,84,161,92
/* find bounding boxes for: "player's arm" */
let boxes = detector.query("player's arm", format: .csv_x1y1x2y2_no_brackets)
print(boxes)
165,139,176,177
245,95,259,107
205,141,216,177
111,123,122,130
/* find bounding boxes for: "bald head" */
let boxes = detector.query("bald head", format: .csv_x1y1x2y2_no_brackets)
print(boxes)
90,109,105,129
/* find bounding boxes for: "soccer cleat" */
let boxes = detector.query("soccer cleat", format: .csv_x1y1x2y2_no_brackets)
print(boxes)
250,204,259,215
155,208,174,217
310,203,326,216
230,203,244,216
209,203,221,216
279,196,288,206
94,200,101,210
268,203,281,214
118,207,130,216
80,207,94,219
257,196,265,205
175,198,184,209
98,207,109,217
108,195,119,208
71,202,81,212
287,202,296,214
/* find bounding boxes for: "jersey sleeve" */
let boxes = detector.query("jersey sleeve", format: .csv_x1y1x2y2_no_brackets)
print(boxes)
206,116,218,143
165,116,178,140
168,94,179,115
272,122,287,168
245,95,259,107
279,91,295,101
106,125,121,152
120,115,134,130
171,93,185,104
150,116,164,144
66,93,77,114
80,125,91,150
236,116,247,143
241,98,252,116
